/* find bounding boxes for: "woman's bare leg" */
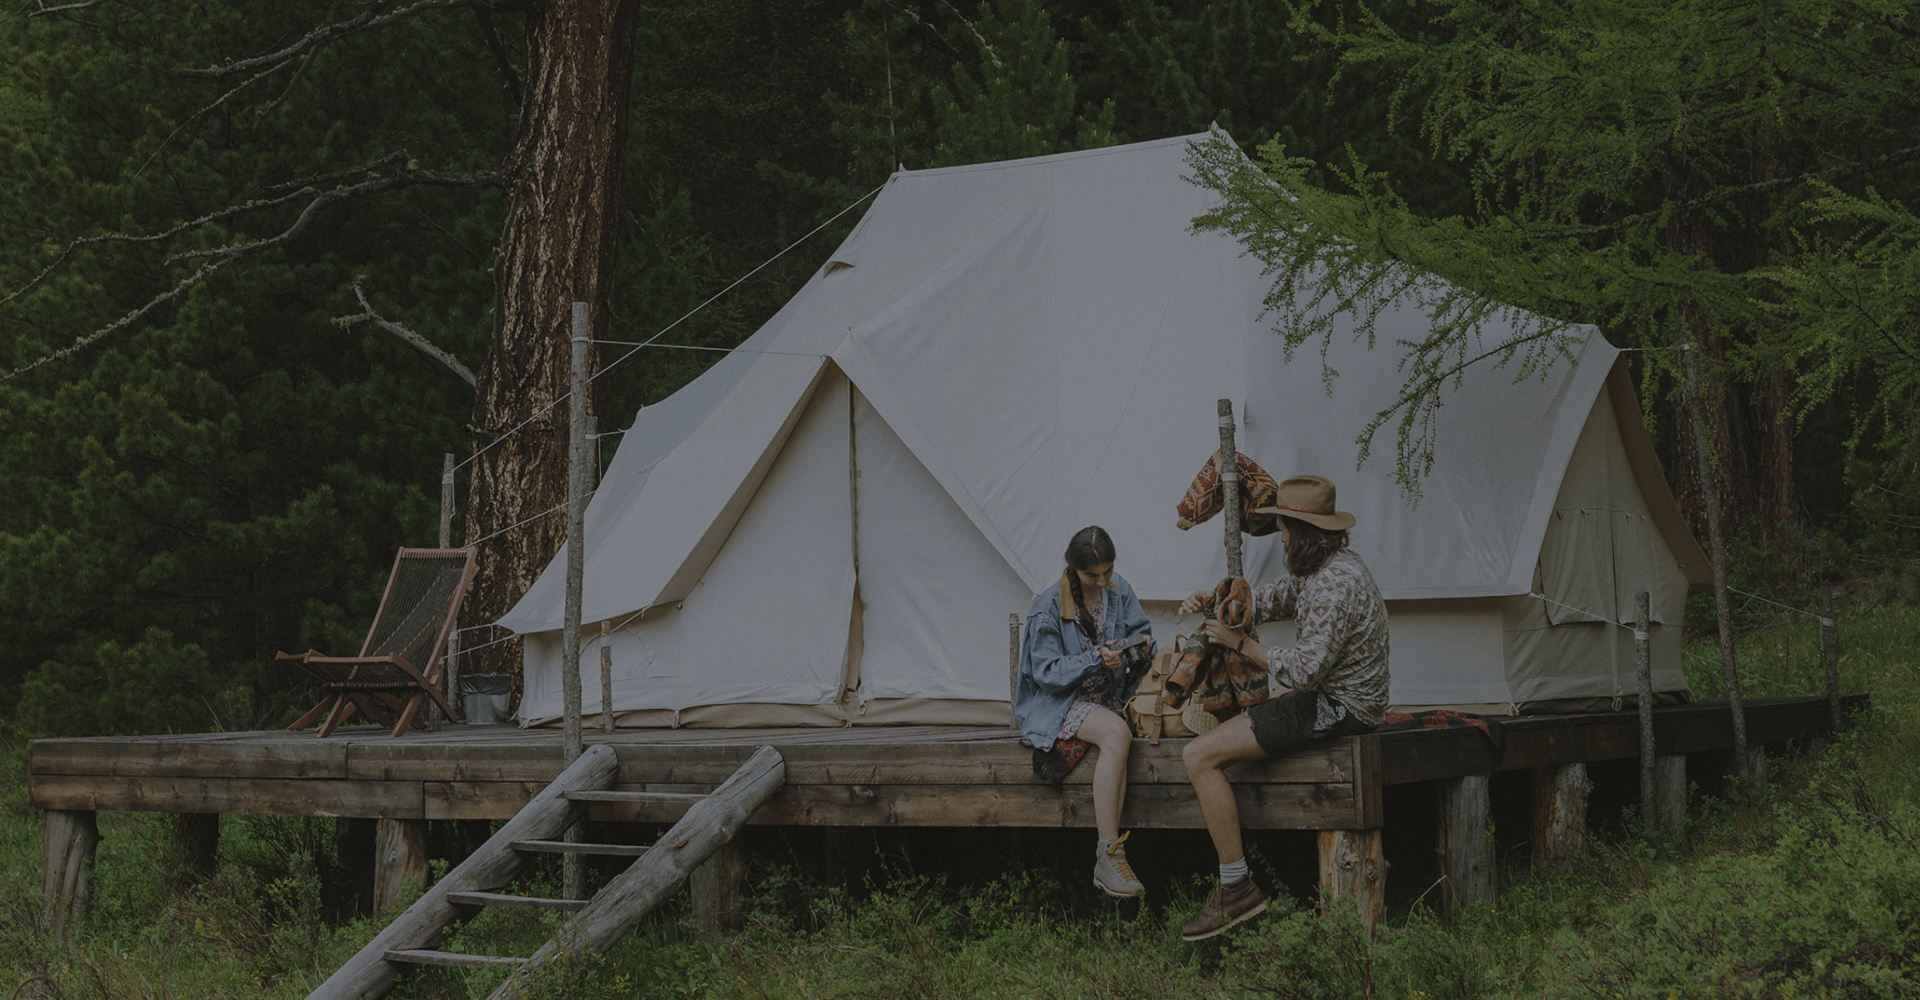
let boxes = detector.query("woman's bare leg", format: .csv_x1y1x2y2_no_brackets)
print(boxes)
1181,715,1268,864
1078,707,1133,841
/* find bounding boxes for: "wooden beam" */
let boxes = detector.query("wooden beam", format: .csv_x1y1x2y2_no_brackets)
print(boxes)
493,746,786,998
40,810,97,941
170,812,220,883
425,779,1365,829
1438,775,1494,908
307,744,619,1000
345,737,1355,786
1316,829,1383,934
29,774,422,817
374,818,428,913
690,841,747,938
1531,763,1590,869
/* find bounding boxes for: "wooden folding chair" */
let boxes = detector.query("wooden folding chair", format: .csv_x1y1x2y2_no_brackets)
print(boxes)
280,547,478,737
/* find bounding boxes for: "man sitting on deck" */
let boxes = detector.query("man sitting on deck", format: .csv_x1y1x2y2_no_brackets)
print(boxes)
1175,474,1390,941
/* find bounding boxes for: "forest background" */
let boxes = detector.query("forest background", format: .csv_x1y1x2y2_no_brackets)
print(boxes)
2,0,1916,737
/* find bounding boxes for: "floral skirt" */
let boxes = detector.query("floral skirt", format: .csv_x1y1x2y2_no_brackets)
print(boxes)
1056,671,1126,741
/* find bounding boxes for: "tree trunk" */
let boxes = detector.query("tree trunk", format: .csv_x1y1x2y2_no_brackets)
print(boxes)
464,0,640,681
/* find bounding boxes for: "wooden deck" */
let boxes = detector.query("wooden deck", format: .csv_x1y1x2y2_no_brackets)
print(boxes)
28,695,1858,940
27,696,1850,832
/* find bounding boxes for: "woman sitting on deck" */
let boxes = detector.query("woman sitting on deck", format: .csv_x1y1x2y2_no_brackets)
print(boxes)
1012,525,1156,900
1176,474,1390,940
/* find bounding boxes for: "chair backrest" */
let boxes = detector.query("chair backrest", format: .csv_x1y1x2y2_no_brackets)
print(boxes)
358,548,479,676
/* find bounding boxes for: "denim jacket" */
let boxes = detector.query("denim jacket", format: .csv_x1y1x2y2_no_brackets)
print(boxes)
1012,574,1153,751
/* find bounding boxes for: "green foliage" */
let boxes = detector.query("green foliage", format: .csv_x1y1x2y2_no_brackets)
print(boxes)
1188,0,1920,521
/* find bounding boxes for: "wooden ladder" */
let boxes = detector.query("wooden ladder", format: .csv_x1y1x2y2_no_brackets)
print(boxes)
307,743,785,1000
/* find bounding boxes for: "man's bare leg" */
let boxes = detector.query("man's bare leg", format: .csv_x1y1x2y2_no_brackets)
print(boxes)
1181,715,1268,863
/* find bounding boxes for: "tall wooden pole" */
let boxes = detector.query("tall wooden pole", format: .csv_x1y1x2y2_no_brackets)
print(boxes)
438,452,458,724
1821,584,1841,732
1680,344,1749,781
1216,399,1242,579
562,301,590,900
1633,591,1656,837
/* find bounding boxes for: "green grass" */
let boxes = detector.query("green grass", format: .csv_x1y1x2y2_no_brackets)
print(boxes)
4,593,1917,998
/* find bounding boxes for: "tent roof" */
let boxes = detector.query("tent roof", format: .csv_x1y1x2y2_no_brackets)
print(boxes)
500,132,1696,634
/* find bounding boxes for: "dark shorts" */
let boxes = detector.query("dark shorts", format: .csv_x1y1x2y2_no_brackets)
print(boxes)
1248,690,1372,758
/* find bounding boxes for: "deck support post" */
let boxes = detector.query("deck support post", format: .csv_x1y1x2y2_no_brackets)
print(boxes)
170,812,220,883
690,840,748,937
1653,755,1687,838
41,809,98,940
1316,829,1383,933
336,818,377,917
374,818,429,913
1531,763,1590,869
1438,774,1494,908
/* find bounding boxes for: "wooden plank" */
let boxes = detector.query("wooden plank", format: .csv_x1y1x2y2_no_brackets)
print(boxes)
1351,735,1383,829
29,775,424,818
358,737,1352,786
386,949,523,969
427,780,1363,829
447,890,585,911
1316,829,1384,934
510,839,650,858
30,738,350,779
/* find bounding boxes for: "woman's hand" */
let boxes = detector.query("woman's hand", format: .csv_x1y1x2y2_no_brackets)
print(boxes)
1178,590,1210,616
1098,644,1123,669
1198,619,1245,651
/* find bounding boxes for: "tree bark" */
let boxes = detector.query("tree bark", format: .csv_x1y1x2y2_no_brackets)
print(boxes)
464,0,640,681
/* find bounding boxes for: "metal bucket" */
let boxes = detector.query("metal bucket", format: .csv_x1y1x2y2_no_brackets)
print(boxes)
459,674,514,725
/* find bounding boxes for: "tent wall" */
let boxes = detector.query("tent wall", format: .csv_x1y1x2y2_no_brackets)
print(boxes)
1501,375,1691,710
519,373,857,726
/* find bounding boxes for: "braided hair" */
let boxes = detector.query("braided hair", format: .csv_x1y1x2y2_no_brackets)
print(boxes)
1064,525,1116,643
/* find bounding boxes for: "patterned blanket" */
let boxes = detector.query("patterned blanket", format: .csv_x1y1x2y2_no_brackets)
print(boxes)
1176,452,1284,536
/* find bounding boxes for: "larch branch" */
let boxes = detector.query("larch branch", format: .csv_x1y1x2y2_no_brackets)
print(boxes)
335,281,479,388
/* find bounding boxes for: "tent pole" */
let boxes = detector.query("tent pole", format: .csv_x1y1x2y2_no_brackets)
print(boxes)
437,452,457,727
562,301,590,901
1633,591,1656,838
1216,399,1242,579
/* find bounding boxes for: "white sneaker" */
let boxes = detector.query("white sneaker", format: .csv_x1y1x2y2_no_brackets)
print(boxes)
1093,831,1145,899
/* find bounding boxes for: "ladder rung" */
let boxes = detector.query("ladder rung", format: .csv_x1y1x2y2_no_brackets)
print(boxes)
566,789,707,804
447,890,586,911
510,838,650,857
385,948,524,969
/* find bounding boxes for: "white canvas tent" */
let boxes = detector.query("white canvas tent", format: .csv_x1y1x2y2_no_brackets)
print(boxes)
498,132,1711,728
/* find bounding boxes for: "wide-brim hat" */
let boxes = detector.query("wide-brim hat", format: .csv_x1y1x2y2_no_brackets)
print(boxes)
1252,474,1356,531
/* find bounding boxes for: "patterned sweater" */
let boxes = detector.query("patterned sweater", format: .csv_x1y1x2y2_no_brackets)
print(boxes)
1251,548,1391,726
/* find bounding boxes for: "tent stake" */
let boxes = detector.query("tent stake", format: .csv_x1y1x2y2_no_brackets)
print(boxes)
1633,591,1656,838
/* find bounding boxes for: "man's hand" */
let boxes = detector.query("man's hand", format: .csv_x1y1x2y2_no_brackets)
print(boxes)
1178,590,1210,616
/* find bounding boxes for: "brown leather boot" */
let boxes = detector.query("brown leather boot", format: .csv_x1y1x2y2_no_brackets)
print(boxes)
1179,878,1268,941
